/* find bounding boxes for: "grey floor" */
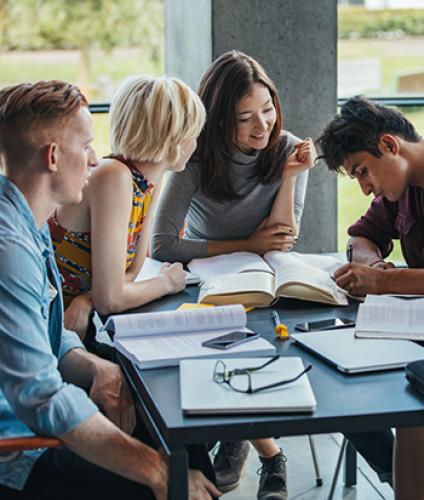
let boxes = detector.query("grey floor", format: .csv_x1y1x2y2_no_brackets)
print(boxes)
220,434,394,500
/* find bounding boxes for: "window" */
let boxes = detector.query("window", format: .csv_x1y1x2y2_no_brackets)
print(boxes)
0,0,164,157
337,0,424,258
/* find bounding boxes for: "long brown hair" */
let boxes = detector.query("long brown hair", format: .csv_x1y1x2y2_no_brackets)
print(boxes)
195,51,288,201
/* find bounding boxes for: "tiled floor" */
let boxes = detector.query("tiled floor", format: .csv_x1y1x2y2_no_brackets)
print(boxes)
221,434,393,500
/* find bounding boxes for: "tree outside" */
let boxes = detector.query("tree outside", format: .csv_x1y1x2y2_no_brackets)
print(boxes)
0,0,164,100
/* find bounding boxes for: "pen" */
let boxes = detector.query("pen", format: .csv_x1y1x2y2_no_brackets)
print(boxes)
272,310,289,340
347,243,353,263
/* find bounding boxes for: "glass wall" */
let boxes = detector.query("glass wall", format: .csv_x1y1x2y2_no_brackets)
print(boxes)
0,0,164,161
337,2,424,259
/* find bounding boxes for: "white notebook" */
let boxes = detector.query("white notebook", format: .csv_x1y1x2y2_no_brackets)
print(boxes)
180,357,316,415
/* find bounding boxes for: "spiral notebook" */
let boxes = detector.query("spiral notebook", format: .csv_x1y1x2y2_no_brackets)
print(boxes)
180,357,316,415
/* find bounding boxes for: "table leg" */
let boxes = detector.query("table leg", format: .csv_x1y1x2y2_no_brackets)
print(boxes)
166,445,189,500
343,440,357,487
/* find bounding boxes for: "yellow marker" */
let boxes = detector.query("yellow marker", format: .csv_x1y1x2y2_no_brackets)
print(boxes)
272,310,289,340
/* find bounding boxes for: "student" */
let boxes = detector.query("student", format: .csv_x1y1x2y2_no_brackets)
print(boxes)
151,50,316,500
0,80,219,499
49,75,206,344
317,95,424,496
317,95,424,296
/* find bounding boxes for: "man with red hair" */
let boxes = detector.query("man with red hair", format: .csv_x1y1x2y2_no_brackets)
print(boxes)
0,80,219,500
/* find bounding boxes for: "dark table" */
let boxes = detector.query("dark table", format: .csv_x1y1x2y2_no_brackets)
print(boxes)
118,286,424,499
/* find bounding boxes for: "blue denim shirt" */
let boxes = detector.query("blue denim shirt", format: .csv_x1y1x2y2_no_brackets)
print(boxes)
0,176,98,490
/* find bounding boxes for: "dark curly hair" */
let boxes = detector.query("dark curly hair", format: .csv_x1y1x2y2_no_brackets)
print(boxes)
316,95,421,174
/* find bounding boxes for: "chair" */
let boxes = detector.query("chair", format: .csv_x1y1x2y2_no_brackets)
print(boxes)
0,436,62,453
308,435,324,487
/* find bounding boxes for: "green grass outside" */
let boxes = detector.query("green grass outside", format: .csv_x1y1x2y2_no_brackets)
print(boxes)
338,37,424,95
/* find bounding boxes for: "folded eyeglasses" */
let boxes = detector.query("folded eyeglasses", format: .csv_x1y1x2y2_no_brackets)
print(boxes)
213,355,312,394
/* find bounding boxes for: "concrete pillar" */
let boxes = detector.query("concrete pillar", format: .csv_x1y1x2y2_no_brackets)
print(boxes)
165,0,338,252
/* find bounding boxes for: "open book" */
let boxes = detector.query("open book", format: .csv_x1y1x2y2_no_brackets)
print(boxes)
355,294,424,341
188,251,348,308
104,304,276,369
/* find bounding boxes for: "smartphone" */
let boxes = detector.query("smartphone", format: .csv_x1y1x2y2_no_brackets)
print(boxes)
201,330,259,350
294,317,355,332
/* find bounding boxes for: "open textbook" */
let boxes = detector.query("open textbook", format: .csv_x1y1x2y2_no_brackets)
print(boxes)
104,304,276,369
188,251,348,308
355,294,424,341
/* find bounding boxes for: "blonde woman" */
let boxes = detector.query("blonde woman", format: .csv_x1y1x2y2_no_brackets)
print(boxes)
49,76,206,343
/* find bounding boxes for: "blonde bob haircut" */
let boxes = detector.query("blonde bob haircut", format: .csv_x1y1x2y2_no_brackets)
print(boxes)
109,75,206,164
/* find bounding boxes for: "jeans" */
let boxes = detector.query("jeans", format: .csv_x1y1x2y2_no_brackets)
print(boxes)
345,429,394,484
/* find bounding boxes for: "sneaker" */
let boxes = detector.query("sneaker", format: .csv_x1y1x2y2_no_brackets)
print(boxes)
213,440,251,492
257,450,288,500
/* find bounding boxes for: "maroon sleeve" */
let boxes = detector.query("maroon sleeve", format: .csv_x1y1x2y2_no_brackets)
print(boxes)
347,196,399,258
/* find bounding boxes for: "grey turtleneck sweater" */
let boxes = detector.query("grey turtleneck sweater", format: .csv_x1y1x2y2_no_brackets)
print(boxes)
151,132,309,263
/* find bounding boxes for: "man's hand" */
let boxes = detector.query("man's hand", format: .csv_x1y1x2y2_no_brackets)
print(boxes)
188,469,222,499
247,220,295,254
64,295,93,341
90,359,136,434
334,262,385,296
369,260,395,270
151,468,221,500
283,137,317,178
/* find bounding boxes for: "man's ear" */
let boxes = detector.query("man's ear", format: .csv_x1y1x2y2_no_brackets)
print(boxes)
379,134,399,155
45,142,59,172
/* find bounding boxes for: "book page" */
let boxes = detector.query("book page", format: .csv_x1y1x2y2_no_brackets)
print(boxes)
188,252,273,281
265,252,347,305
199,272,275,298
264,251,344,275
356,295,424,336
105,304,246,338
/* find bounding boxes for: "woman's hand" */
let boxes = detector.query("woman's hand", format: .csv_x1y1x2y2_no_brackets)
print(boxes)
283,137,317,178
159,262,187,294
247,219,295,255
64,294,93,341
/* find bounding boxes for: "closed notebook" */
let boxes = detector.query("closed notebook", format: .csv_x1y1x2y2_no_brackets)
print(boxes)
180,357,316,415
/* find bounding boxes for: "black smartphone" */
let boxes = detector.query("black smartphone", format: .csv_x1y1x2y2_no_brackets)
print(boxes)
201,330,259,350
294,317,355,332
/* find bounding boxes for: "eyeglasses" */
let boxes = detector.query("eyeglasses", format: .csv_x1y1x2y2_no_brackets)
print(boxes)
213,355,312,394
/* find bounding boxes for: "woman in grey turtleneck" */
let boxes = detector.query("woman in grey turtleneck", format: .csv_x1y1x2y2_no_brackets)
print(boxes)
151,51,316,500
151,51,315,266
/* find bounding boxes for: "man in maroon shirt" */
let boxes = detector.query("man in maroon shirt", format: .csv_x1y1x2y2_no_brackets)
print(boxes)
317,95,424,500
